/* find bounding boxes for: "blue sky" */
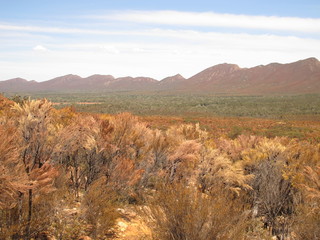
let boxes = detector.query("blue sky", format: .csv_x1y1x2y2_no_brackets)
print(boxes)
0,0,319,81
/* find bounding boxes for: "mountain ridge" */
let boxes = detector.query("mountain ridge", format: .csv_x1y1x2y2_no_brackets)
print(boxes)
1,58,320,94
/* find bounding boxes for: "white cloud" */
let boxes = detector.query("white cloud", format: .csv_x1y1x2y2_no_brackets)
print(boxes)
99,45,120,54
1,29,319,81
95,10,320,34
33,45,48,51
0,23,115,35
0,10,320,81
132,47,146,53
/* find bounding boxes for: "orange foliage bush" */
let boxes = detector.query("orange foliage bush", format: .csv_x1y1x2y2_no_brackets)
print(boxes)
1,95,320,239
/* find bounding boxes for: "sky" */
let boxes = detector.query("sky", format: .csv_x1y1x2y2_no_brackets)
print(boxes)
0,0,320,81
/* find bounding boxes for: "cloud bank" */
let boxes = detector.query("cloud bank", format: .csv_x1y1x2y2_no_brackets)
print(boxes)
0,10,319,81
95,10,320,34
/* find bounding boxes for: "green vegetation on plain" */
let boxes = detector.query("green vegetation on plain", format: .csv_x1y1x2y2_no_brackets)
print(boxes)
5,92,320,119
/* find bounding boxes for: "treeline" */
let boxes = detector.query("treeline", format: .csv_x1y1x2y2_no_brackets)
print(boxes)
0,96,319,239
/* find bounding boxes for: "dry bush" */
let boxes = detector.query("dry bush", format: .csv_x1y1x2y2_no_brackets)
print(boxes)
166,123,208,142
110,112,152,161
28,193,60,238
167,140,201,183
29,163,59,194
0,121,52,239
293,206,320,240
56,112,151,203
0,94,14,110
106,156,145,203
284,141,320,187
149,129,170,171
216,135,263,162
198,146,252,196
292,165,320,239
55,115,102,196
8,163,59,238
0,125,30,238
81,177,119,239
102,113,155,200
12,99,58,168
164,124,208,158
0,124,29,210
147,124,207,185
302,166,320,202
0,99,59,238
10,99,61,239
282,142,320,239
244,218,273,240
145,182,248,240
242,138,295,238
51,106,78,127
3,95,318,239
141,127,185,188
0,148,59,238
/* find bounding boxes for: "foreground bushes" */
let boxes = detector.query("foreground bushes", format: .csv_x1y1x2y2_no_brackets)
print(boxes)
145,182,249,240
0,97,319,239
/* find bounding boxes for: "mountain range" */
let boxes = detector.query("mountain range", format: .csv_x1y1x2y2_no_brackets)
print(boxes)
1,58,320,95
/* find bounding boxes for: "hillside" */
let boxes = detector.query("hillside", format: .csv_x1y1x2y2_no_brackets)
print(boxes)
1,58,320,94
182,58,320,94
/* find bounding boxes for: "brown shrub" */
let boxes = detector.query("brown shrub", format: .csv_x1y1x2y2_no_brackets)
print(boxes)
81,177,119,239
145,182,248,240
292,166,320,239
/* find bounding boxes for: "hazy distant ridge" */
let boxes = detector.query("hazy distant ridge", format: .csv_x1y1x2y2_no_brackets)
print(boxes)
1,58,320,94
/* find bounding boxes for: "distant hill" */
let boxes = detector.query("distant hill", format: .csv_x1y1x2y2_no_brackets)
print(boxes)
1,58,320,94
181,58,320,94
158,74,186,90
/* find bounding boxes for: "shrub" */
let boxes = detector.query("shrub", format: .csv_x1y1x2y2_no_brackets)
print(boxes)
81,177,119,239
145,182,248,240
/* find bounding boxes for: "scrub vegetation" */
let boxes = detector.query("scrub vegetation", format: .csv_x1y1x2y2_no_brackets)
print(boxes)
0,94,320,239
5,93,320,119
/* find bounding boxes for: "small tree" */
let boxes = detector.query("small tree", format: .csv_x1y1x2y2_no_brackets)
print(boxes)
11,99,59,239
55,115,101,198
0,124,29,239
